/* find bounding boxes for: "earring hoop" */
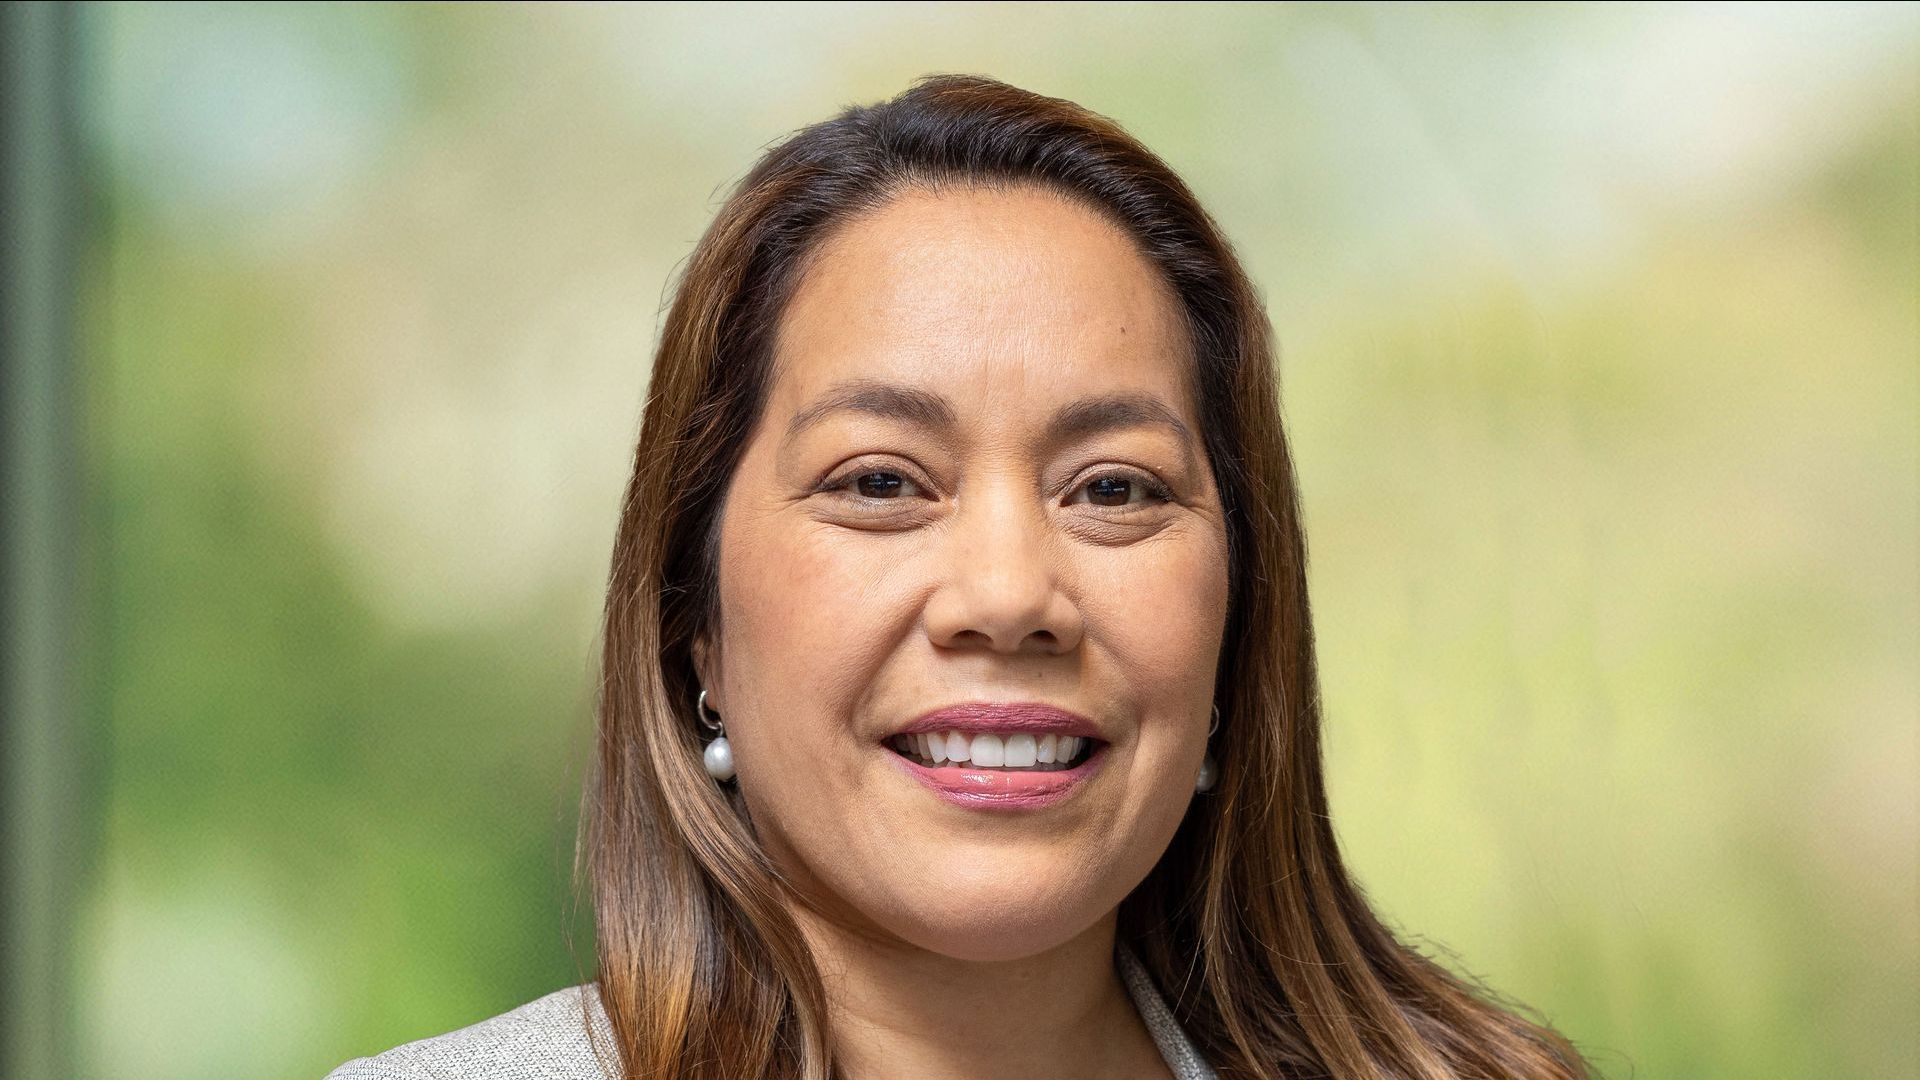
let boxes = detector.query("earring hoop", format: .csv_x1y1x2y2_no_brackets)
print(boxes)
1196,704,1221,794
696,688,725,732
696,688,735,782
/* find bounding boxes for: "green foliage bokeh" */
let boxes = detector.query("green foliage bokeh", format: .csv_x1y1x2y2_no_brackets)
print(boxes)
71,3,1918,1077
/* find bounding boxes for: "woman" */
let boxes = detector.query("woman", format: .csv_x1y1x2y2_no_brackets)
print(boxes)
330,74,1592,1079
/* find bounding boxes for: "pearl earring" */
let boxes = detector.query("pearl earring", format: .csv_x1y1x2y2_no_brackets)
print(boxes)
696,689,734,782
1195,704,1220,793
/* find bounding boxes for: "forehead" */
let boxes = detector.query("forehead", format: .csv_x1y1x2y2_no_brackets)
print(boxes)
767,183,1194,421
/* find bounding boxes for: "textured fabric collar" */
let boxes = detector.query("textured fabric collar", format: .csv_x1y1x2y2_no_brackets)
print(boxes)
1117,940,1219,1080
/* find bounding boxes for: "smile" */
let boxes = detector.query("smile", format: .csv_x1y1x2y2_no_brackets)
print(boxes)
887,731,1100,771
882,732,1109,810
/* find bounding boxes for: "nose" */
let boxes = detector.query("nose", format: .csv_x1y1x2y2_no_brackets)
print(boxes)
922,483,1085,656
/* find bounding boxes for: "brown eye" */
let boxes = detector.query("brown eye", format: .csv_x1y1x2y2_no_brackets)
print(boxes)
1087,476,1134,506
1074,471,1171,509
848,471,917,499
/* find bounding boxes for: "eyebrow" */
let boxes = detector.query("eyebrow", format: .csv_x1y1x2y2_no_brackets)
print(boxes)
781,377,1196,454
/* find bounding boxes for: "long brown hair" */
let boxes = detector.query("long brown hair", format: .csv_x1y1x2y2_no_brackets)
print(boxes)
582,73,1592,1079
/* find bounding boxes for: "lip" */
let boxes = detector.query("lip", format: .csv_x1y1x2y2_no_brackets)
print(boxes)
893,701,1103,739
884,701,1109,811
885,739,1109,811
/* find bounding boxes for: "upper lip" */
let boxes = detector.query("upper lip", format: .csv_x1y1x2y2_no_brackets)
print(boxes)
892,702,1104,741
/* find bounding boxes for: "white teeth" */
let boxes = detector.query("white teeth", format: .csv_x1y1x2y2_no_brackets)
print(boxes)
892,730,1096,770
1003,733,1038,767
970,733,1005,767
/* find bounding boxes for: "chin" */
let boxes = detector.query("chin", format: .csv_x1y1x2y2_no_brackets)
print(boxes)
890,914,1093,963
856,856,1118,963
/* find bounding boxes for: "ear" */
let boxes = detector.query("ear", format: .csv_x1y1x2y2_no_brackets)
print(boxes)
691,632,722,711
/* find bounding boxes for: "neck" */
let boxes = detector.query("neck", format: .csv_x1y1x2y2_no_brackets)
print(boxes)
789,902,1170,1080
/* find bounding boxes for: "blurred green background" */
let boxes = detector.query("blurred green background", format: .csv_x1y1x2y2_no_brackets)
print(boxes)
5,2,1914,1077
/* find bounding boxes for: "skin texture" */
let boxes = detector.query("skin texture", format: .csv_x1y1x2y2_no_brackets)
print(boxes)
692,184,1231,1079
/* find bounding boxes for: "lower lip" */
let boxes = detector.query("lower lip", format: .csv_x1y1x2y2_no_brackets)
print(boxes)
884,741,1108,811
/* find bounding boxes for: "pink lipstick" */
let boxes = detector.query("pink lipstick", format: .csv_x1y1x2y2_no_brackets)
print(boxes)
883,702,1108,811
894,701,1101,738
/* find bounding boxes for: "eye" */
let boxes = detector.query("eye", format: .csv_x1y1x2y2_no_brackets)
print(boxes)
822,466,927,503
1071,470,1174,509
849,471,917,499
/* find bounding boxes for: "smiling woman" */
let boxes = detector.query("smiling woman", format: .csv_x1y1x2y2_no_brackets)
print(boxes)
327,74,1593,1080
695,183,1233,1012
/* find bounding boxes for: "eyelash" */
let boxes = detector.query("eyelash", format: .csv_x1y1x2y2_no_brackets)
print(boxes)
819,463,1174,510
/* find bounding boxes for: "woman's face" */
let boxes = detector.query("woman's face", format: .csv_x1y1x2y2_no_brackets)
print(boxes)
694,184,1230,963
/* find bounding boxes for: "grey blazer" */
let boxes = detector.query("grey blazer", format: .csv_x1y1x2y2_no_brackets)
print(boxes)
325,942,1217,1078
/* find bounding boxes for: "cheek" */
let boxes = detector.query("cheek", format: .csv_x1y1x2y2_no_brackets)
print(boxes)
721,526,837,680
1085,528,1230,699
1077,527,1230,823
715,519,926,904
714,517,913,758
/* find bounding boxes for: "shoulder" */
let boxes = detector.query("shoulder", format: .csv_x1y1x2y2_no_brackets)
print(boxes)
323,984,621,1080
